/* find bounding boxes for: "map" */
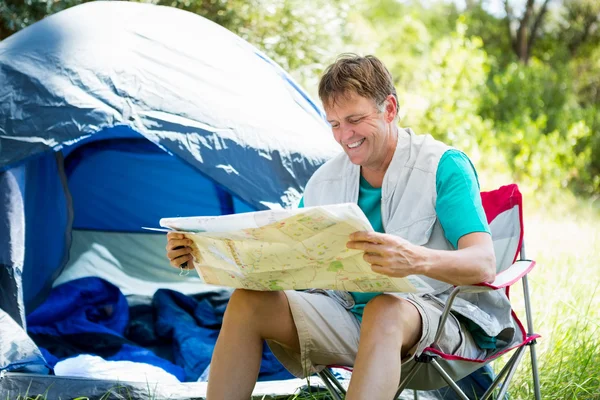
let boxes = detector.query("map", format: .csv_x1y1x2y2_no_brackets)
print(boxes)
159,204,433,293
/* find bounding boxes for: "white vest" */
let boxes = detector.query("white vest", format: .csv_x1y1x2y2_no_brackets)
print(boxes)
304,128,516,342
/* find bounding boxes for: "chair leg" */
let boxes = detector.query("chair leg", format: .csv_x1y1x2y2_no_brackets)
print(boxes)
413,390,419,400
522,273,542,400
520,242,542,400
317,369,344,400
321,368,347,395
495,346,527,400
394,360,424,399
529,341,542,400
519,240,542,400
430,359,470,400
481,346,524,400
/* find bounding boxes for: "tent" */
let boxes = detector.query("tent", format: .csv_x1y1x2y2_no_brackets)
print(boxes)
0,1,340,397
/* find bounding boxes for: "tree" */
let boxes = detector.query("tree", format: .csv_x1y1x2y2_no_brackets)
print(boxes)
560,0,600,58
503,0,552,64
0,0,93,40
463,2,515,66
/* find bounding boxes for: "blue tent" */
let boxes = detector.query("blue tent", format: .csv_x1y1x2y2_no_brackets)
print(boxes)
0,2,340,396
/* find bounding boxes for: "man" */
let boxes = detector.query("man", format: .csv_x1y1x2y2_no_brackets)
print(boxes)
167,54,514,399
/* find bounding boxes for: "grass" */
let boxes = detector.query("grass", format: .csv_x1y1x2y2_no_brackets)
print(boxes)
6,384,139,400
502,195,600,400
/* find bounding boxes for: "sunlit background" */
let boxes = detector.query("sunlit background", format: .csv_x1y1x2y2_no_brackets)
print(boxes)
1,1,598,398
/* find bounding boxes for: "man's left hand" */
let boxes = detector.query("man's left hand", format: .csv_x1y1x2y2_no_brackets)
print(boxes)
346,231,429,277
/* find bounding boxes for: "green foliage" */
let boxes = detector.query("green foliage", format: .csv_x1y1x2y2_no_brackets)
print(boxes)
558,0,600,60
462,3,515,67
349,0,599,196
359,0,459,39
570,46,600,107
494,117,590,192
0,0,93,39
478,60,598,194
481,60,572,135
406,22,492,154
572,106,600,195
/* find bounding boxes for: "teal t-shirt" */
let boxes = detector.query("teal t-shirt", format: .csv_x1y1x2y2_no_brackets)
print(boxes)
299,149,494,349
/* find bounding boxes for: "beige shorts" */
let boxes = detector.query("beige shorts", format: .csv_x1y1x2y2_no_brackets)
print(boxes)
266,290,487,379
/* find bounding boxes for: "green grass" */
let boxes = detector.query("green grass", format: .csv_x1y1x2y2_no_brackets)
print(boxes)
502,196,600,400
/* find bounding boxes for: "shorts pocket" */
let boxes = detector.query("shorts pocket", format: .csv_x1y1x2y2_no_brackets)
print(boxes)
423,294,465,355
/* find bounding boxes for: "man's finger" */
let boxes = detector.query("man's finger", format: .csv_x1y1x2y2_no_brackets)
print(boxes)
167,246,193,260
350,231,385,243
166,239,192,251
370,264,390,276
169,254,193,269
346,240,381,252
167,232,184,240
363,252,384,265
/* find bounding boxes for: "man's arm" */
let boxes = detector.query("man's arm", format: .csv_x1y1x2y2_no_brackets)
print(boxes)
419,231,496,285
347,230,496,286
419,149,496,285
348,149,497,286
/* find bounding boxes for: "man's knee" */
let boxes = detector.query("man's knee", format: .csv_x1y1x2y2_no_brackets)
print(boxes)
362,295,421,337
226,289,299,349
227,289,288,319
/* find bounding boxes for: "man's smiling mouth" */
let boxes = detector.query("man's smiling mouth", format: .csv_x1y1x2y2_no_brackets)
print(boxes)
347,138,365,149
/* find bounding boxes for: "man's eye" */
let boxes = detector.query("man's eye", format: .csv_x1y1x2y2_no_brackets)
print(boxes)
330,123,340,129
349,118,363,124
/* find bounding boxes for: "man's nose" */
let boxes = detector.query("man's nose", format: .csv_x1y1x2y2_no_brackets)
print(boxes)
340,123,355,141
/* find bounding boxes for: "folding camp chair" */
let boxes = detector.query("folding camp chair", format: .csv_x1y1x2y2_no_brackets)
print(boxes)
317,184,542,400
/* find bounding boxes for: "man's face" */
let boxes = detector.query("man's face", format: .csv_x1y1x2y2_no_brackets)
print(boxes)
325,92,392,168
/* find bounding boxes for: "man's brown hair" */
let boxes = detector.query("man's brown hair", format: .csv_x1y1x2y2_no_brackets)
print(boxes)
318,54,398,112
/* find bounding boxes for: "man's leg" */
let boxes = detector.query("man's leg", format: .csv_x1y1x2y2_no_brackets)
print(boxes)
346,294,422,400
207,289,300,399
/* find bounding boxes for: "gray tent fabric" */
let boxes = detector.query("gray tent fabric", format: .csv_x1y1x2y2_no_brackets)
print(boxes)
0,169,25,328
0,309,48,374
0,373,309,400
0,1,339,210
0,372,439,400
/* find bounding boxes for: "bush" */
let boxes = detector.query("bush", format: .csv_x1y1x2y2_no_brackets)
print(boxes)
478,59,598,196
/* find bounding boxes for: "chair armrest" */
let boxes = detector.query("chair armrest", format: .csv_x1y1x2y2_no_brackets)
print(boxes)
430,260,536,348
458,260,536,293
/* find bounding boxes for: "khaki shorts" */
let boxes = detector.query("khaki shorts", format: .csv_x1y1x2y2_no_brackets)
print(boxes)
266,290,487,379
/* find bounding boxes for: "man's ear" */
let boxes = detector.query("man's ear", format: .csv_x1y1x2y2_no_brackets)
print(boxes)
384,94,398,123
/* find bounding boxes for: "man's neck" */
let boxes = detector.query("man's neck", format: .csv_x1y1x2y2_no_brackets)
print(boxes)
360,126,398,188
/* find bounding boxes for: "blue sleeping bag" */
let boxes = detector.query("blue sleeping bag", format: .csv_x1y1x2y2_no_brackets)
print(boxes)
27,277,293,382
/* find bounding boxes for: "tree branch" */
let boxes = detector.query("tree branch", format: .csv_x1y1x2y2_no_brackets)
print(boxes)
515,0,536,62
568,13,599,56
527,0,552,56
504,0,517,54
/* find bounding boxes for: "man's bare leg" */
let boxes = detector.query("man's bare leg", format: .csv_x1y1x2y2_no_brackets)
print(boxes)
346,295,422,400
207,289,300,400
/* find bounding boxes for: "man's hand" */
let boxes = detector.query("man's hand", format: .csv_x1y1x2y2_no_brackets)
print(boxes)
166,232,195,269
346,231,429,277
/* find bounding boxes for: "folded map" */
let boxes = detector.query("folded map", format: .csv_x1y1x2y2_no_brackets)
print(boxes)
158,203,433,293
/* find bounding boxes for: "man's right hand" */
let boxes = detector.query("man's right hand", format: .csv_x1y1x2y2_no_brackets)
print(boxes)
166,232,194,269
